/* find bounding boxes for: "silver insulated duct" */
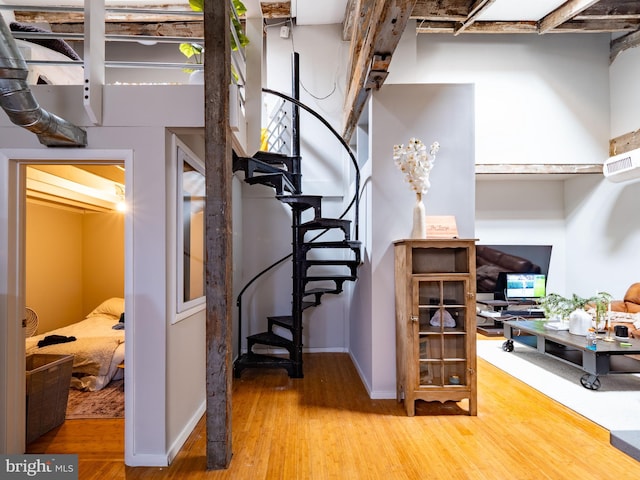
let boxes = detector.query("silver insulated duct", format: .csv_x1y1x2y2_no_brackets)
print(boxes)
0,15,87,147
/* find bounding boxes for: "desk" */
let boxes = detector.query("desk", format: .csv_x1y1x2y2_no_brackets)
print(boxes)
502,319,640,390
476,300,540,336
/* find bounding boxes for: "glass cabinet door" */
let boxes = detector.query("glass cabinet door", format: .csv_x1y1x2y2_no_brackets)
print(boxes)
414,278,468,387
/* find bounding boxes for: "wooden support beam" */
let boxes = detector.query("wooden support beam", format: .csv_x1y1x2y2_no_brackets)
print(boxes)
342,0,418,141
365,52,392,89
538,0,600,34
610,28,640,63
203,0,233,471
417,20,538,34
411,0,468,21
454,0,496,36
475,163,603,175
260,1,291,19
610,129,640,156
342,0,359,41
50,21,204,38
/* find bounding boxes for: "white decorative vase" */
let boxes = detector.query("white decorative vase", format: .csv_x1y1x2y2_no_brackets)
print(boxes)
411,192,427,239
569,308,592,336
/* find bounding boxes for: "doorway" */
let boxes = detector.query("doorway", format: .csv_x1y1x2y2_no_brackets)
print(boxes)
0,149,132,454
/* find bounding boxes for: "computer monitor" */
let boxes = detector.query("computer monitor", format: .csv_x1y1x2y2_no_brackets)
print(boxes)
505,273,546,301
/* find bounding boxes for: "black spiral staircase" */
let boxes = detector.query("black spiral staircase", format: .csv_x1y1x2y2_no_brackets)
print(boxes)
232,54,361,378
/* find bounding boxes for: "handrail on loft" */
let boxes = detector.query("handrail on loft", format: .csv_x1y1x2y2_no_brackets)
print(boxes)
2,1,246,84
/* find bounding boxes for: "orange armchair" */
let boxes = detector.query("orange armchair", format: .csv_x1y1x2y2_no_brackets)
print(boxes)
610,283,640,314
610,283,640,338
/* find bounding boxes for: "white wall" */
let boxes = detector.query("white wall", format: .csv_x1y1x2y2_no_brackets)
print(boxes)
409,31,611,167
610,45,640,138
362,84,475,398
0,85,208,464
604,43,640,299
393,30,634,300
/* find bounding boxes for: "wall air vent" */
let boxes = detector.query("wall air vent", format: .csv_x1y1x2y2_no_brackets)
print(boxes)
603,148,640,183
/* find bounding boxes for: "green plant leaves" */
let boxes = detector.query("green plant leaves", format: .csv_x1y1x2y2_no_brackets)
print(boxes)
181,0,249,57
189,0,203,12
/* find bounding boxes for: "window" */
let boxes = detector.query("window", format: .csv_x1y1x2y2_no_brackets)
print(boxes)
177,144,205,313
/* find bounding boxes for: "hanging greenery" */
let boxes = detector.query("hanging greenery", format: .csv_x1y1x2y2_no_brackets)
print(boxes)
180,0,249,66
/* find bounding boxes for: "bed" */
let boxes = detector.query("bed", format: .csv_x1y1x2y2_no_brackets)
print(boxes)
25,298,125,391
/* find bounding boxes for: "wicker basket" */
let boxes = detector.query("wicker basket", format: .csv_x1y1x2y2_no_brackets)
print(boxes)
25,354,74,444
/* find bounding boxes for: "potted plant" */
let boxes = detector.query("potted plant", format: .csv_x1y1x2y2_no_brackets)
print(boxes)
584,291,613,330
179,0,249,82
538,293,575,321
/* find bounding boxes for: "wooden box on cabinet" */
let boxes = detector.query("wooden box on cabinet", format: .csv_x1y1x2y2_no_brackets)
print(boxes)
394,239,477,416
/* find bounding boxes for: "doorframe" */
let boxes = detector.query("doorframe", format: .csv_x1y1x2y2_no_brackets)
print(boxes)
0,148,133,454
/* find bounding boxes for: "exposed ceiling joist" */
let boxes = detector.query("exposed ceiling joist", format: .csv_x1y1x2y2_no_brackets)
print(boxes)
538,0,601,34
610,27,640,61
411,0,640,35
454,0,497,35
342,0,418,141
260,1,291,19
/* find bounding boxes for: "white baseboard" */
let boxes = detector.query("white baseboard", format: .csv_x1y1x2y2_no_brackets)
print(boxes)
125,453,170,467
167,401,206,465
126,401,205,467
349,351,397,400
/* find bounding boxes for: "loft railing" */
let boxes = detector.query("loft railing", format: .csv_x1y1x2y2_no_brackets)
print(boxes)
1,1,246,92
262,98,291,154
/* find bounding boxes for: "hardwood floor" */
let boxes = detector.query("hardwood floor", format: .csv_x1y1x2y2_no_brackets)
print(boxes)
27,345,640,479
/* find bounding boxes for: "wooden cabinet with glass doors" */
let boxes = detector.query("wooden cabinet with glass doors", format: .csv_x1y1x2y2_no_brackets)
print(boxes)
394,239,477,416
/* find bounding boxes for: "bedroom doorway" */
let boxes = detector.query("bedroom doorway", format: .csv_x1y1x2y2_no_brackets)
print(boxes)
0,149,132,454
24,162,126,435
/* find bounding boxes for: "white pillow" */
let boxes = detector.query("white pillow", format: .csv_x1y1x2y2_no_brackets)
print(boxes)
86,297,125,319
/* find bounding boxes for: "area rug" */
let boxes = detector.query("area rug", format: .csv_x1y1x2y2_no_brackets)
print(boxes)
476,339,640,432
66,380,124,419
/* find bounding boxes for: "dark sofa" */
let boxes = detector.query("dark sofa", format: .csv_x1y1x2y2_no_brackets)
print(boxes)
476,245,541,293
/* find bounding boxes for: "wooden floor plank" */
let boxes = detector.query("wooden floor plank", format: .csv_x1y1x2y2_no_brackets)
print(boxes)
26,349,640,479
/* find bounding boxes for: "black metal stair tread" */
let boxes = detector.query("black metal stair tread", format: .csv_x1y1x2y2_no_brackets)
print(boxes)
234,156,291,176
253,151,296,164
304,287,340,295
247,331,293,348
245,173,295,192
303,240,361,248
234,353,295,368
248,159,289,174
268,315,293,328
300,218,351,228
305,259,360,266
304,275,356,281
277,194,322,201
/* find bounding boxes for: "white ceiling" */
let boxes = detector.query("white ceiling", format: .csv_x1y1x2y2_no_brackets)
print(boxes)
476,0,568,21
294,0,349,26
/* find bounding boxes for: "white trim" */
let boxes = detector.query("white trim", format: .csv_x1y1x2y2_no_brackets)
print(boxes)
123,454,171,468
167,401,206,465
173,137,206,321
0,152,25,453
348,350,396,400
0,148,134,456
174,302,206,323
